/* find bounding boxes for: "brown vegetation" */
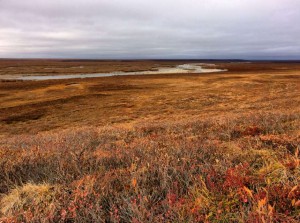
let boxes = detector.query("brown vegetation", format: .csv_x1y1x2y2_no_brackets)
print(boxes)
0,59,183,76
0,61,299,136
0,60,299,222
0,112,299,222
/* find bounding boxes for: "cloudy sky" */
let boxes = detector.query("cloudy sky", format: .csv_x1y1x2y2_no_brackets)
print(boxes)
0,0,299,59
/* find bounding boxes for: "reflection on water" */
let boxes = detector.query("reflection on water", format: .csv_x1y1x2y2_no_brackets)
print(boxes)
3,63,226,81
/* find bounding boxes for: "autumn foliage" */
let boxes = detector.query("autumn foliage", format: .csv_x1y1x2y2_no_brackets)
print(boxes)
0,112,299,222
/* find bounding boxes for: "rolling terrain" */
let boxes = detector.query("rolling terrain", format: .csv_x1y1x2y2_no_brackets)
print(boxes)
0,60,299,222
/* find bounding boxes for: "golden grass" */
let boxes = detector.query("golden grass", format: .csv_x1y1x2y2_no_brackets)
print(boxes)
0,61,299,222
0,112,299,222
1,61,300,136
1,183,57,218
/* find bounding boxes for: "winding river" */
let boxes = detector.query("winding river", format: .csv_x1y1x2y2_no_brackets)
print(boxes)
2,63,226,81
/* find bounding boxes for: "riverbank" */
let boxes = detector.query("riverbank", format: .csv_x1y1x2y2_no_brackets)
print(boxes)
0,63,226,81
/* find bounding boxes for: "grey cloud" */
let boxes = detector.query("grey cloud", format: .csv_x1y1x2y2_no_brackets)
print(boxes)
0,0,299,59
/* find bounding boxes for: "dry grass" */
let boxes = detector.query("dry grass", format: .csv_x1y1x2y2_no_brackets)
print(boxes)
0,59,183,76
0,60,299,222
1,61,300,136
0,112,299,222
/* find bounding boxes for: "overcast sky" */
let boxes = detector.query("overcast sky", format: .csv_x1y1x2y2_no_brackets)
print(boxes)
0,0,299,59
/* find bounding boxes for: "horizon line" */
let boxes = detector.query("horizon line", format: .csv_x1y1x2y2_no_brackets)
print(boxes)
1,58,300,62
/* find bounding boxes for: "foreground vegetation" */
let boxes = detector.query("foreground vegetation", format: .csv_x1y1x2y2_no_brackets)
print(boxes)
0,111,299,222
1,61,299,222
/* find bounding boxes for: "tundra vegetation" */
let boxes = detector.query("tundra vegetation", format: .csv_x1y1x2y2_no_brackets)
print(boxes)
0,60,299,222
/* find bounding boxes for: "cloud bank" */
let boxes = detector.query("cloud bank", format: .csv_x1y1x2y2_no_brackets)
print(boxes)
0,0,299,59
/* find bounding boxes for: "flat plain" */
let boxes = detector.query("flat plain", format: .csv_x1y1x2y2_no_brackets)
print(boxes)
0,60,299,222
1,60,299,136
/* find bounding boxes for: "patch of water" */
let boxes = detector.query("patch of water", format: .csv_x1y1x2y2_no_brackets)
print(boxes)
2,63,226,81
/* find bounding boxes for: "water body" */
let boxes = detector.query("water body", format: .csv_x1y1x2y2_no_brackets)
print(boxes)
2,63,226,81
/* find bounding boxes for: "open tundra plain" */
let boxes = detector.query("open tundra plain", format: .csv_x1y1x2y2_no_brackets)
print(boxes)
0,60,300,222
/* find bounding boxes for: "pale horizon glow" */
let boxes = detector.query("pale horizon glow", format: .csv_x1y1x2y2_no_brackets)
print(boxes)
0,0,299,59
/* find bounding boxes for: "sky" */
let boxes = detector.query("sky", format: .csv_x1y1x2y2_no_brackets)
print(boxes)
0,0,299,59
